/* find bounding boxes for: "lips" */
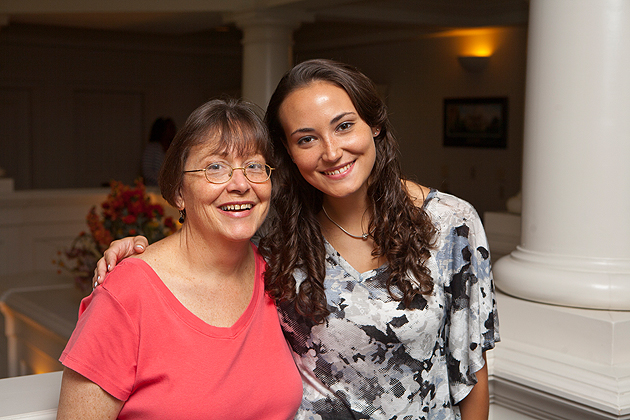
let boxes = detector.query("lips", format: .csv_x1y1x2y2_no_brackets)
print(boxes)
220,203,253,211
322,161,354,176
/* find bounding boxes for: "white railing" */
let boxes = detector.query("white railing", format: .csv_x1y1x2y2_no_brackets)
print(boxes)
0,371,61,420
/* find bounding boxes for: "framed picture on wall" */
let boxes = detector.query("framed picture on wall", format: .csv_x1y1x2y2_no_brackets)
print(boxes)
443,97,508,148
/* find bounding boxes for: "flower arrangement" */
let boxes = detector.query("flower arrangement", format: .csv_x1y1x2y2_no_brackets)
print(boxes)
55,179,177,292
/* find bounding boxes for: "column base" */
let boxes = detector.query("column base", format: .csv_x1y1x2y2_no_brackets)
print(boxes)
488,291,630,419
493,247,630,310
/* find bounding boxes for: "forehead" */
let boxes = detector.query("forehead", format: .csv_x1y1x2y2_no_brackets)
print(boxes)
280,81,356,124
187,133,264,164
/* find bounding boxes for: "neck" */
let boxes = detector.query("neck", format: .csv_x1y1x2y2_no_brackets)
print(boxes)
320,193,372,239
173,226,254,278
323,183,369,212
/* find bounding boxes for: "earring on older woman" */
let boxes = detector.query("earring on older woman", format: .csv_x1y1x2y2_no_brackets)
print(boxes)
179,210,186,224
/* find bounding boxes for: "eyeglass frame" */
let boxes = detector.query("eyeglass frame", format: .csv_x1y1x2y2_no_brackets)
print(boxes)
183,161,275,184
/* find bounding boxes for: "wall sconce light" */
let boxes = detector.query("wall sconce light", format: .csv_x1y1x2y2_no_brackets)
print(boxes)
458,56,490,73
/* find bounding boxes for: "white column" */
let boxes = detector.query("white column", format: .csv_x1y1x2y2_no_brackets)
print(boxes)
493,0,630,310
229,9,312,109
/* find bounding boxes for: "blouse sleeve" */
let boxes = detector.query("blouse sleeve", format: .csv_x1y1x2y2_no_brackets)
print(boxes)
60,271,139,401
443,204,500,404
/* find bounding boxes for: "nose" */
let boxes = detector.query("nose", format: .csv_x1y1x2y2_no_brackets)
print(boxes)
226,167,250,193
321,137,342,162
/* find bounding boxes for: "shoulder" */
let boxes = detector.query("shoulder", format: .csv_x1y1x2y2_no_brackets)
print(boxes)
424,190,481,224
101,258,157,298
402,182,485,236
424,191,490,250
402,179,432,208
86,258,164,325
128,235,179,276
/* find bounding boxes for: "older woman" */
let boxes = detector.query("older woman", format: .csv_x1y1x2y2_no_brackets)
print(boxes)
56,98,302,419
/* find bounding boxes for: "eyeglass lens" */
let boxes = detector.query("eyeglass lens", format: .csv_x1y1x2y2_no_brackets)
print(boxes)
205,162,270,183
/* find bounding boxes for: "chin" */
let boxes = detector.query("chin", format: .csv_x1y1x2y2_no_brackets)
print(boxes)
229,228,260,242
322,182,366,199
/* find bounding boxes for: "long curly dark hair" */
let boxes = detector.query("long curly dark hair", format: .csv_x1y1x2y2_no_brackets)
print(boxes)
259,59,436,324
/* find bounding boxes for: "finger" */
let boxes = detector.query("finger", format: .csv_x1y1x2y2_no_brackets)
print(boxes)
103,247,120,273
102,236,147,272
133,236,148,253
93,257,108,287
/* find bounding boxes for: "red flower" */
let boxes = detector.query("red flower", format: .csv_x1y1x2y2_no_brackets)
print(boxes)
122,214,137,224
56,178,178,291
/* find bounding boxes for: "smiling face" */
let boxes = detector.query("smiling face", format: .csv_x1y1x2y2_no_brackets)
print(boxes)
278,81,378,201
177,139,271,244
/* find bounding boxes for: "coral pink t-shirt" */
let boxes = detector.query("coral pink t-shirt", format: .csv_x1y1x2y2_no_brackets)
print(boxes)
60,246,302,419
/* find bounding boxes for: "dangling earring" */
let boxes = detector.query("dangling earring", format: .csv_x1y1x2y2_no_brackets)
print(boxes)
178,209,186,224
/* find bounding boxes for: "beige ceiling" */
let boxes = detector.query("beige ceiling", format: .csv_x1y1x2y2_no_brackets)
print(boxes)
0,0,529,35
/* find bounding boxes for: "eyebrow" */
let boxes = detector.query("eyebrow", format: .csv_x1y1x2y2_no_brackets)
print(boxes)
331,112,355,125
290,127,314,136
289,112,357,137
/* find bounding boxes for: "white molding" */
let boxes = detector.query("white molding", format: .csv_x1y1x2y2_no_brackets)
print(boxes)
489,292,630,419
493,342,630,416
491,375,629,420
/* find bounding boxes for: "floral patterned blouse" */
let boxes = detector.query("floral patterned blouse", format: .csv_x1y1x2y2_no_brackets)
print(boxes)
278,190,500,420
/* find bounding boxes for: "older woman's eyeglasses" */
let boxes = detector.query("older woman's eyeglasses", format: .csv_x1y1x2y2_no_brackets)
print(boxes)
183,162,274,184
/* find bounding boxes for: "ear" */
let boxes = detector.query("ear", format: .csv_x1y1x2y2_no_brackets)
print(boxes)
174,187,185,211
284,144,294,161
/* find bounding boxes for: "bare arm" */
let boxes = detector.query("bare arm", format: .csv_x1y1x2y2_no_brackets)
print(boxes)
458,352,489,420
93,236,148,286
57,367,124,420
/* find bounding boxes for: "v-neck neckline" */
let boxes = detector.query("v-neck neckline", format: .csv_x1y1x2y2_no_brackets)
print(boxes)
322,188,438,281
126,244,262,337
323,238,386,281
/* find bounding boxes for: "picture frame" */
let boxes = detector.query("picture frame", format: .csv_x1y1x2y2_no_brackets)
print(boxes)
443,97,508,148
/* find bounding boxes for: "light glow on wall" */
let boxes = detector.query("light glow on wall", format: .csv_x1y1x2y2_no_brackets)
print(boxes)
429,27,504,57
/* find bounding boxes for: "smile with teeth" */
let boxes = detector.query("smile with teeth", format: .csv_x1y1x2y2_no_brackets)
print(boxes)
323,162,353,176
220,203,253,211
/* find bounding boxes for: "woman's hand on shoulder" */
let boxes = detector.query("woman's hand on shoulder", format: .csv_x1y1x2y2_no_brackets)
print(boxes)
93,236,149,287
402,180,431,208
